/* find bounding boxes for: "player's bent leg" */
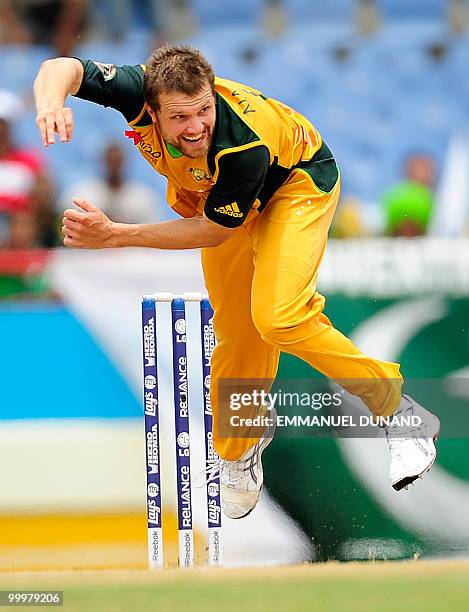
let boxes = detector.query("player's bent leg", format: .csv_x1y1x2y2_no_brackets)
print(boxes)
252,290,440,490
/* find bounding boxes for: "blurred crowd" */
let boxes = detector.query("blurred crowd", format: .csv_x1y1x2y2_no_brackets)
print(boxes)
2,1,468,54
0,89,54,250
0,0,197,53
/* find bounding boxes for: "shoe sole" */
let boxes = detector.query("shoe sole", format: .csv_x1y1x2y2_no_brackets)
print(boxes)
392,428,439,492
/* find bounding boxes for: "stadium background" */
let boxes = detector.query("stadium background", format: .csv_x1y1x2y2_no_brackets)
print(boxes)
1,0,469,571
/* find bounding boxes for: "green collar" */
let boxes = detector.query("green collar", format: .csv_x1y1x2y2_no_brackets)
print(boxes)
165,142,184,158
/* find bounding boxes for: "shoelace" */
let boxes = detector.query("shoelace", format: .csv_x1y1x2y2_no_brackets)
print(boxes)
243,443,262,484
194,446,263,488
194,424,273,489
243,419,276,483
221,448,260,486
193,457,226,488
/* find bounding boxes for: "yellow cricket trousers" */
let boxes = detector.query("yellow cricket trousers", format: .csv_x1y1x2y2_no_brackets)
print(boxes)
201,169,403,461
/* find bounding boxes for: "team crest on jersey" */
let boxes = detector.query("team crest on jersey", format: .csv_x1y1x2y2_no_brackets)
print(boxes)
188,168,212,182
93,62,117,81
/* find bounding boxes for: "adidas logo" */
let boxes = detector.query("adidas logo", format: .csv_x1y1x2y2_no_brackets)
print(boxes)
213,203,243,218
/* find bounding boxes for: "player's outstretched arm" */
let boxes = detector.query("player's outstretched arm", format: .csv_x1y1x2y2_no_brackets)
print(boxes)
62,199,235,250
34,57,83,147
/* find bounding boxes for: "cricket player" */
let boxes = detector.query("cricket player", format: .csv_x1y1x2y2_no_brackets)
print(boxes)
34,46,440,519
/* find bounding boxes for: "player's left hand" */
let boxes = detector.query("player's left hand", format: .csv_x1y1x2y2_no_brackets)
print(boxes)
62,198,115,249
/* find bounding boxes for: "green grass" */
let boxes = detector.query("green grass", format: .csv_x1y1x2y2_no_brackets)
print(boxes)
2,561,469,612
61,577,467,612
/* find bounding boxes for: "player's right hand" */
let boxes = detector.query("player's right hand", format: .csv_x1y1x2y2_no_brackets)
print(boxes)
35,106,74,147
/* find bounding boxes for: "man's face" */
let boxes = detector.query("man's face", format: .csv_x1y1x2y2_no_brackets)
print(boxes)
104,144,124,175
148,85,216,158
406,155,436,188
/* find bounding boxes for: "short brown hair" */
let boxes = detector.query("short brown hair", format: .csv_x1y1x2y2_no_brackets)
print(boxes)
144,45,215,111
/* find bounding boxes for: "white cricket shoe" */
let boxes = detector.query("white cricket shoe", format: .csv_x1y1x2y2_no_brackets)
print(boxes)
220,408,277,519
385,394,440,491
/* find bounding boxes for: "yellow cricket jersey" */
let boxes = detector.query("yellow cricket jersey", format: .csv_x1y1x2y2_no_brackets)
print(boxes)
74,60,339,227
